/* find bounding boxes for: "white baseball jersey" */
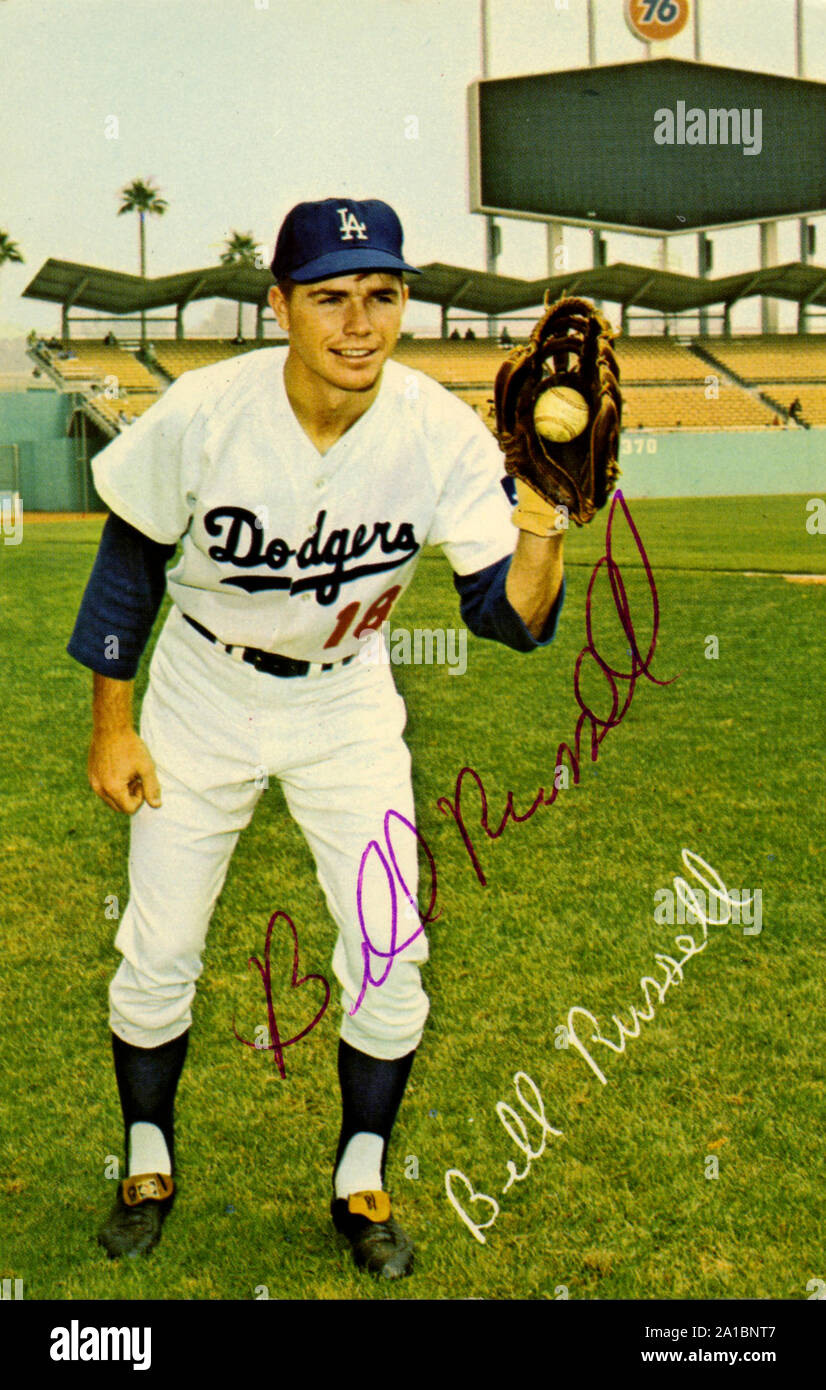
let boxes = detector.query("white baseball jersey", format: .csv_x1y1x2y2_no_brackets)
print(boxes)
91,349,516,664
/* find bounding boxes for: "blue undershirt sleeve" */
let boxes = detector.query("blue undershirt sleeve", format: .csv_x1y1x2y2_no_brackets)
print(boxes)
66,512,177,679
453,553,565,653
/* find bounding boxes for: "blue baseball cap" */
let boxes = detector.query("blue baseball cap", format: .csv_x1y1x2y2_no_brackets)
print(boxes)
271,198,421,283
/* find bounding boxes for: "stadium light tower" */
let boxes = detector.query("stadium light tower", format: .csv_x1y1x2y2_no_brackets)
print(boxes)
480,0,499,339
545,1,598,280
759,0,810,335
587,0,602,290
797,0,810,331
694,0,711,336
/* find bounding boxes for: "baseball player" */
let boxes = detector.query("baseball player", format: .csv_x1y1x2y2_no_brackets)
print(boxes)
68,197,569,1280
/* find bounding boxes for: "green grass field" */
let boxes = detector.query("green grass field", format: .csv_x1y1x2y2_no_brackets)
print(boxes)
1,493,824,1302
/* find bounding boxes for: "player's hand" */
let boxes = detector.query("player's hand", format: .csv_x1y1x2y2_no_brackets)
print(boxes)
87,728,162,814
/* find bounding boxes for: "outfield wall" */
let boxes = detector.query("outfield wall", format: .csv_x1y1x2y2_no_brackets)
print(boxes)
0,439,90,510
0,390,72,445
615,429,826,499
0,391,104,510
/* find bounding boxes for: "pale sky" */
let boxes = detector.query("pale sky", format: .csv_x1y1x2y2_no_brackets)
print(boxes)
2,0,826,337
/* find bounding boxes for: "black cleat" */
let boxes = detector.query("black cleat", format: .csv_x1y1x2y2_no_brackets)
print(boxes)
331,1191,414,1280
97,1173,175,1260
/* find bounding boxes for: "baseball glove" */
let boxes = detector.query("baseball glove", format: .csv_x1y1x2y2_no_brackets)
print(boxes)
494,294,622,527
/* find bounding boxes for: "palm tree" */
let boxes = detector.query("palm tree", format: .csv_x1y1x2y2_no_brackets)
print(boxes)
117,178,168,347
219,230,261,340
0,230,24,269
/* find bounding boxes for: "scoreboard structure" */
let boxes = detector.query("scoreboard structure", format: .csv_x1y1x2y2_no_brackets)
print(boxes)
468,58,826,237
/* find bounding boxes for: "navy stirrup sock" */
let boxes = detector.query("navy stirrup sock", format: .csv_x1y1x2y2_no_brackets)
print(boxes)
111,1030,190,1173
334,1039,416,1187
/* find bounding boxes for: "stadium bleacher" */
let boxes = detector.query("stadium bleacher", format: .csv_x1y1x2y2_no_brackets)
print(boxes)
621,383,776,431
614,336,711,384
393,338,511,384
758,383,826,426
697,335,826,383
152,339,261,380
34,341,159,392
27,331,826,437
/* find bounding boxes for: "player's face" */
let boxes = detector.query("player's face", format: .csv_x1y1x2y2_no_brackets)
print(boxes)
269,273,409,395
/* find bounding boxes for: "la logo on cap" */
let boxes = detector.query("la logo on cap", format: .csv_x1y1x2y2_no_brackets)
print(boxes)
337,206,368,242
270,197,420,282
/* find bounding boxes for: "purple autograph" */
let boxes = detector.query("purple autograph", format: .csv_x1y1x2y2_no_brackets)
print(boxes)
349,809,440,1016
233,909,331,1078
435,488,676,887
350,489,677,1013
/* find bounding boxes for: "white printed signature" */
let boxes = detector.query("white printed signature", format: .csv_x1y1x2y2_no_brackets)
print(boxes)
444,849,760,1246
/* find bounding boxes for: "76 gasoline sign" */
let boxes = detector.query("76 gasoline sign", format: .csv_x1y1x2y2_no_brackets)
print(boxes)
624,0,690,43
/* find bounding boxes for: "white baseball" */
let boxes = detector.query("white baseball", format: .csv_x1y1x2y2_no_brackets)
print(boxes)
533,386,589,443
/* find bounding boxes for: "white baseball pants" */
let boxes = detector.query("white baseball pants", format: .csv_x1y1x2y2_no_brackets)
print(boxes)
109,605,429,1060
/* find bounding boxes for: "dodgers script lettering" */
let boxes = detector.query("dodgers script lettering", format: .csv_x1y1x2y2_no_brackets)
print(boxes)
204,506,419,604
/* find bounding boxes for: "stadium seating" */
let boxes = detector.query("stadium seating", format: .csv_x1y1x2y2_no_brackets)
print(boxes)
614,336,710,383
697,335,826,383
393,339,512,384
35,341,159,391
758,383,826,426
621,383,776,430
153,339,263,379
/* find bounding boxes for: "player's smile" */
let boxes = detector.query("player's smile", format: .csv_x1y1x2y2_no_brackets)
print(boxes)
329,346,379,364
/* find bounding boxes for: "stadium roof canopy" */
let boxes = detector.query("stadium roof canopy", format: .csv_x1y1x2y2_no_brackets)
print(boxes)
418,261,826,315
22,259,269,314
22,256,826,326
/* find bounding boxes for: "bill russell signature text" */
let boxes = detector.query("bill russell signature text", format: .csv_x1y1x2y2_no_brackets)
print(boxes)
444,850,753,1245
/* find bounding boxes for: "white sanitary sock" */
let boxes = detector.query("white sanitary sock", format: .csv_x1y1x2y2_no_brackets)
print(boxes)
128,1122,172,1177
334,1131,384,1199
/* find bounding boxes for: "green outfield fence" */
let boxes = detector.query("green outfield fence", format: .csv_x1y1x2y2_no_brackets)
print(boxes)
0,391,104,510
615,428,826,498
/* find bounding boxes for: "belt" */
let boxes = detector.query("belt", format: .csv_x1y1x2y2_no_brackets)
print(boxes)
182,613,356,678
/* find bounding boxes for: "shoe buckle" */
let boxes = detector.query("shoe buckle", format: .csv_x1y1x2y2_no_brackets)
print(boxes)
348,1190,391,1222
122,1173,174,1206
